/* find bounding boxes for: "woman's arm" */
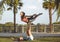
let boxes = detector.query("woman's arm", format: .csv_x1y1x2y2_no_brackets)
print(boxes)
25,14,36,18
25,13,42,17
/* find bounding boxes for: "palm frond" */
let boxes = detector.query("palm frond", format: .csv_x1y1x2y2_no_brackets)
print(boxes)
44,0,48,1
43,1,49,9
0,6,3,14
55,0,60,10
56,3,60,21
0,0,3,7
43,1,55,9
0,0,5,15
5,0,13,7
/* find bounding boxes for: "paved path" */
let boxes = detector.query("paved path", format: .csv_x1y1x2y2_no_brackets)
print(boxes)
0,32,60,38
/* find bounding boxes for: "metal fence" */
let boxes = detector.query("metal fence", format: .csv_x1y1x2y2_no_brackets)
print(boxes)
0,24,60,33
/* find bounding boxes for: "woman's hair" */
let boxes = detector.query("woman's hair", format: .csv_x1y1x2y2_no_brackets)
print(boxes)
20,11,25,19
21,11,25,16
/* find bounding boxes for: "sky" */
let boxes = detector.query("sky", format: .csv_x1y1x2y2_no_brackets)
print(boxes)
0,0,57,24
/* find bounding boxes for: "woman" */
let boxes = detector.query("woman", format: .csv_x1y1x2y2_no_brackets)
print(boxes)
20,11,42,23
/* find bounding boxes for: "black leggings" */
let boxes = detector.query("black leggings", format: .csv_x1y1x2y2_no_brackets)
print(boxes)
28,16,37,20
27,15,37,22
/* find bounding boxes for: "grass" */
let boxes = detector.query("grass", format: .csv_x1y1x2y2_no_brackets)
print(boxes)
24,37,60,42
0,37,60,42
0,37,13,42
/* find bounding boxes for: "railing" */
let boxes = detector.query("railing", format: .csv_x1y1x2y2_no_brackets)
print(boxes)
0,24,60,33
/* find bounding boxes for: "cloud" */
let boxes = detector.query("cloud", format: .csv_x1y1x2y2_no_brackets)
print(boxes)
37,0,43,3
37,0,40,2
20,5,40,14
27,6,37,9
0,0,1,1
22,5,38,10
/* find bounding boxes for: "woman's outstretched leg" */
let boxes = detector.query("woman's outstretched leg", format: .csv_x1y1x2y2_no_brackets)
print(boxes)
28,13,42,22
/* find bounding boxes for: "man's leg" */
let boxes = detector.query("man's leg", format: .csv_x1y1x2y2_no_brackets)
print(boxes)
26,28,34,40
26,22,32,36
26,22,34,40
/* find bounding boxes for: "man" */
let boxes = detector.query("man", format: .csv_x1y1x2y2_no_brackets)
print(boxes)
20,11,42,40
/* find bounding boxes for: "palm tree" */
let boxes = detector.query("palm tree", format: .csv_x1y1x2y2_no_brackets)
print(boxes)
0,0,23,33
43,0,55,32
43,0,60,32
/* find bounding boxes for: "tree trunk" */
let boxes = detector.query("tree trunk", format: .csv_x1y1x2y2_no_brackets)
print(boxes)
13,5,16,33
49,3,53,33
